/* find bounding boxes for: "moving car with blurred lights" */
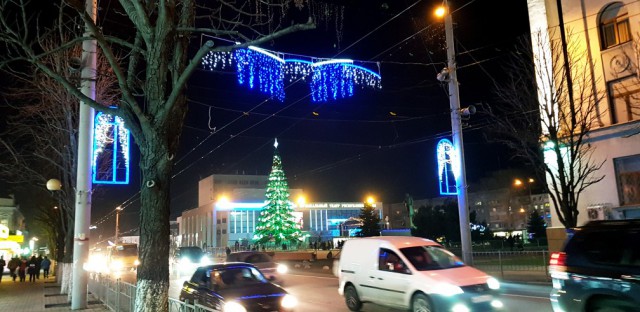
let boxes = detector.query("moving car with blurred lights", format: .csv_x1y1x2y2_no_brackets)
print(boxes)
549,220,640,312
179,262,297,312
176,246,211,266
226,251,288,284
337,236,503,312
107,243,139,273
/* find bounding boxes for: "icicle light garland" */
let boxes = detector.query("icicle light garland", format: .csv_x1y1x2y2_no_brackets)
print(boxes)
201,46,381,102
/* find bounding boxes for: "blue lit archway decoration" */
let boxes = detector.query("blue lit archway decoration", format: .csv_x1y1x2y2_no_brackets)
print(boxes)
201,46,381,102
437,139,457,195
92,112,130,184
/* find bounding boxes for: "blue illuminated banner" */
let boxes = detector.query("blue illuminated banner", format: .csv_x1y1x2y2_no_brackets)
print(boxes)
437,139,457,195
92,112,130,185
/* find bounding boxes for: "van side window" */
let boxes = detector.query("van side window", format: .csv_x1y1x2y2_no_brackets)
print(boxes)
378,248,408,273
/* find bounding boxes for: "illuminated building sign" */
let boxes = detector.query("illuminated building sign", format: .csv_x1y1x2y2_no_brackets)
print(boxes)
92,112,130,184
437,139,458,195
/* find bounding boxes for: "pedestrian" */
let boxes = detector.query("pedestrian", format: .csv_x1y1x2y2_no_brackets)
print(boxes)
28,255,37,282
18,258,27,282
41,256,51,279
8,256,19,282
0,255,5,282
36,254,43,279
225,246,231,256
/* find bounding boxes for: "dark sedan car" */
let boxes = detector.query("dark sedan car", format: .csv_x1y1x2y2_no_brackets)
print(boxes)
179,262,298,312
226,251,288,284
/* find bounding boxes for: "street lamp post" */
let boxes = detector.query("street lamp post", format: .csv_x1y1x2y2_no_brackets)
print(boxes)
115,206,122,244
436,1,473,265
71,0,97,308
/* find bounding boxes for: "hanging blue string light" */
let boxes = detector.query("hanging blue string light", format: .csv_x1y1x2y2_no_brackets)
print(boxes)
202,46,381,102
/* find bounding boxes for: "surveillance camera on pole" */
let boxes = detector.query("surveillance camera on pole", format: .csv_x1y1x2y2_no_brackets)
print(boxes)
460,105,476,117
436,67,450,82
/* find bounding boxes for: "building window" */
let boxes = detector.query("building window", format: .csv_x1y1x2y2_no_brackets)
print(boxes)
222,229,227,234
607,76,640,124
222,218,227,223
599,2,630,49
614,154,640,206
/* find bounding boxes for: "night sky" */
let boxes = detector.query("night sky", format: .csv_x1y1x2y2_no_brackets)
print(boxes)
2,0,534,239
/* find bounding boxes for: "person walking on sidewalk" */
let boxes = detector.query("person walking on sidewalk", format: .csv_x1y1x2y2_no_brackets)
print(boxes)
41,256,51,279
18,258,27,282
28,255,37,282
36,254,43,279
7,256,19,282
0,255,5,282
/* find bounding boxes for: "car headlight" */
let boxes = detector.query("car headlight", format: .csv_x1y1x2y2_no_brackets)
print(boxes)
134,259,140,266
487,277,500,290
276,263,288,274
433,283,463,297
179,257,190,265
200,257,211,265
281,294,298,309
223,301,247,312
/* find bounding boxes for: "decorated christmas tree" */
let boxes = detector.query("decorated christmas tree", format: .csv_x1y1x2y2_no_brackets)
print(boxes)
253,139,303,245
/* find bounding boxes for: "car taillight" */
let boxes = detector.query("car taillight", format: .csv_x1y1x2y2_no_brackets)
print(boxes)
549,252,567,274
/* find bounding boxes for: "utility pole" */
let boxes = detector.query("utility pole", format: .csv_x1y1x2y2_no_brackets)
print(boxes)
115,206,122,243
442,0,473,265
71,0,97,309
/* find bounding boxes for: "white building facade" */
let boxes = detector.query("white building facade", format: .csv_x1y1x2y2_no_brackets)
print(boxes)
177,174,383,249
528,0,640,226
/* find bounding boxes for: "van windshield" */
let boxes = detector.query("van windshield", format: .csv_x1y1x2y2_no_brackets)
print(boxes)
113,245,138,257
400,246,465,271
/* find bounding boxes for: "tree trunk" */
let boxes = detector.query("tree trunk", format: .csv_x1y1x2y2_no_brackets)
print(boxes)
134,141,172,312
61,218,75,296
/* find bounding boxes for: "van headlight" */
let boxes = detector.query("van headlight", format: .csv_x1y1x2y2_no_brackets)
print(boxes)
276,263,288,274
223,301,246,312
433,283,463,296
281,294,298,309
134,259,140,266
487,277,500,290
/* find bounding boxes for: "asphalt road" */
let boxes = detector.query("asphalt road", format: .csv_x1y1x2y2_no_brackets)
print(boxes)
166,266,553,312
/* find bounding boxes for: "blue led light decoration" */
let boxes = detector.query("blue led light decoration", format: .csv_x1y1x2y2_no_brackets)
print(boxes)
235,46,285,101
92,112,130,184
201,46,381,102
437,139,458,195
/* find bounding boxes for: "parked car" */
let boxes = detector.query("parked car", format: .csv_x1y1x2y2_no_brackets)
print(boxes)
226,251,288,283
179,262,298,312
337,236,503,312
549,219,640,312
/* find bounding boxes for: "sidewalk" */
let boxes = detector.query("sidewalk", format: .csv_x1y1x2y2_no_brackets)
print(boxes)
0,271,108,312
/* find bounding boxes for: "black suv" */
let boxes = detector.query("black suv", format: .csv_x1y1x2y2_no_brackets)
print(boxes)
549,220,640,312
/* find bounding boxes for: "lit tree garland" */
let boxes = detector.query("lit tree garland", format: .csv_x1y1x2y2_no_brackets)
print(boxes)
201,46,381,102
253,139,303,245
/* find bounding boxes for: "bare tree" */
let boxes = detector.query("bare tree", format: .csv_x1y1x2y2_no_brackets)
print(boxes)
484,30,605,229
0,0,333,310
0,31,119,293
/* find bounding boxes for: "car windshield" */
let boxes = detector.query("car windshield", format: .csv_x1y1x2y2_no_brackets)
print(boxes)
400,245,465,271
210,266,267,289
179,247,203,259
113,245,137,257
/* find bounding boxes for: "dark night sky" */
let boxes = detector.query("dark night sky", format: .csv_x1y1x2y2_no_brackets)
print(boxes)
2,0,534,239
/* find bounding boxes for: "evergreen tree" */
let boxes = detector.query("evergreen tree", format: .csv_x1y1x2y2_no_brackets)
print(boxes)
253,140,302,245
527,209,547,240
356,202,381,237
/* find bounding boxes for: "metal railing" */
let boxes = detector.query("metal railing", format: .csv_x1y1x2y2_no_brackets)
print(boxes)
88,274,215,312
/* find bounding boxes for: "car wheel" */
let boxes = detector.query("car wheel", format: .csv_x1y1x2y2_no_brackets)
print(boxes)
412,293,433,312
590,298,634,312
344,284,362,311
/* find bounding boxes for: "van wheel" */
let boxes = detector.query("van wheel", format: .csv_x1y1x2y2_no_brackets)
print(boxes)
412,293,433,312
344,285,362,311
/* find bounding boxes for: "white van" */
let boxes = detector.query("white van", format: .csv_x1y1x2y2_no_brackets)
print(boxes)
337,236,503,312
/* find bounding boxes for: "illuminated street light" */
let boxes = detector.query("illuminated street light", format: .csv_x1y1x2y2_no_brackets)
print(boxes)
366,196,376,205
296,195,306,207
